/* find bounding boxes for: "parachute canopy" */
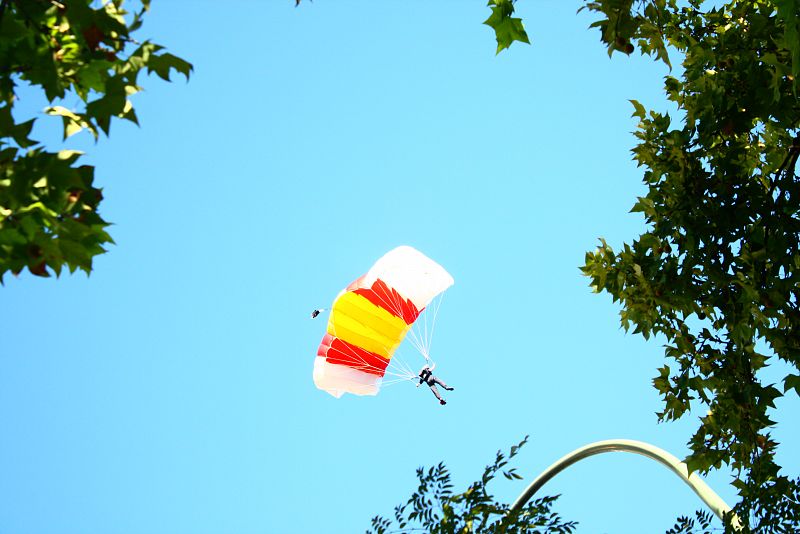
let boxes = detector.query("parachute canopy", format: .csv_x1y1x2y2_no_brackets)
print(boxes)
314,246,454,398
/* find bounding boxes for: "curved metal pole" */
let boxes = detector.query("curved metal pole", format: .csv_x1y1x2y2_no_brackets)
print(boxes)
509,439,741,530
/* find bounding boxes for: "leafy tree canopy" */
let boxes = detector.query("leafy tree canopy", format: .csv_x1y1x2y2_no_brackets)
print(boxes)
0,0,191,282
577,0,800,531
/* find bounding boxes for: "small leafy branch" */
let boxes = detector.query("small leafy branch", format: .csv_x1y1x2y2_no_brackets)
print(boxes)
666,509,717,534
367,436,577,534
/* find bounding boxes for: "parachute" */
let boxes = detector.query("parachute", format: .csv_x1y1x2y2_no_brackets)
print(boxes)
313,246,454,398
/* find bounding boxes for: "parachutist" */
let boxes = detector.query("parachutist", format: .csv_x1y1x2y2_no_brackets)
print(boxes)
417,364,454,405
311,309,324,319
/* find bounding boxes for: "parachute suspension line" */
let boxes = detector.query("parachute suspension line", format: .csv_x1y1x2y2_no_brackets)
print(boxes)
421,299,430,357
383,344,419,385
383,370,416,384
425,291,445,358
404,327,425,358
389,353,417,379
383,369,415,383
423,294,438,355
404,291,446,361
409,331,429,360
381,374,418,387
406,316,428,359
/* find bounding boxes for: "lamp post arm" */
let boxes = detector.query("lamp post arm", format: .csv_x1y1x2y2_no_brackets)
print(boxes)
509,439,741,530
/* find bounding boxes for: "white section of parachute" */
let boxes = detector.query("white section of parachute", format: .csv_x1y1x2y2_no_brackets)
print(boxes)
313,356,381,397
363,246,454,311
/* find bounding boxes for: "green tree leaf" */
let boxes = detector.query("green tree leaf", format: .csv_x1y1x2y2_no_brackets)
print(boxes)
784,374,800,396
484,0,530,54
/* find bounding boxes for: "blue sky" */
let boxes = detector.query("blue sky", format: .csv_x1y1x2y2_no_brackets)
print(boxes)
2,1,798,533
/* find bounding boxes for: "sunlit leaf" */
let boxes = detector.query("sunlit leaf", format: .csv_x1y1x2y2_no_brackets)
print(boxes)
483,0,530,54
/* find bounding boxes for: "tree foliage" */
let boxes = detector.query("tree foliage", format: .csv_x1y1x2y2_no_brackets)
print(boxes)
0,0,191,282
578,1,800,531
666,510,715,534
366,437,576,534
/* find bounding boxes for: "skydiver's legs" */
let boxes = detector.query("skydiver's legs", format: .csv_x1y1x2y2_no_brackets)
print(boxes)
433,377,454,391
428,384,446,404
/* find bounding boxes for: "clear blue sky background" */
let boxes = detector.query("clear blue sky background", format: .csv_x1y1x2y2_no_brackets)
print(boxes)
2,1,798,533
